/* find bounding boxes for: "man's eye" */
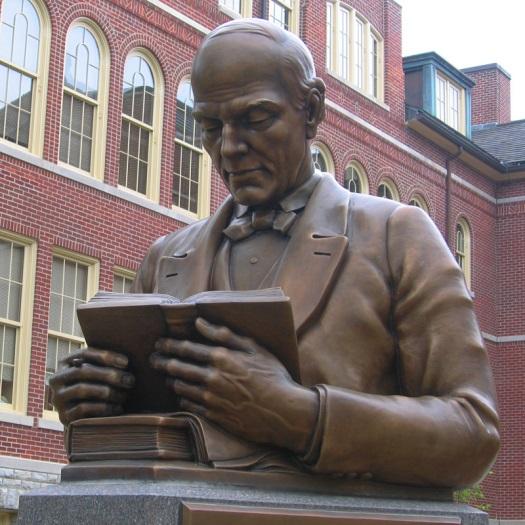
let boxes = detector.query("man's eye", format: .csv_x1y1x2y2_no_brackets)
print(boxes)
202,122,222,133
246,115,273,129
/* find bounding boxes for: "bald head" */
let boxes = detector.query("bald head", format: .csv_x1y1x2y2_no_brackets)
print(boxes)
192,18,325,113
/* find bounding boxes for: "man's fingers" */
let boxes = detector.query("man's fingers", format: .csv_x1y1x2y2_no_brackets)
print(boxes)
54,383,127,409
50,363,135,390
63,348,129,369
61,402,123,425
194,318,256,354
150,354,211,384
155,338,213,363
178,397,208,417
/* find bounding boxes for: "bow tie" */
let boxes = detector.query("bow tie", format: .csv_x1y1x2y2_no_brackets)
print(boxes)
223,208,297,241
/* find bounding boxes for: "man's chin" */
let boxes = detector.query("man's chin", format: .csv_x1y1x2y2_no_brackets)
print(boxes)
231,186,277,207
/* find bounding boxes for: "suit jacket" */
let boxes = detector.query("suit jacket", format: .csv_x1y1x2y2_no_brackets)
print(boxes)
133,174,499,488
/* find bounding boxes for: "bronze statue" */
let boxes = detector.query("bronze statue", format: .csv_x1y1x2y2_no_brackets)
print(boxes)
50,19,499,488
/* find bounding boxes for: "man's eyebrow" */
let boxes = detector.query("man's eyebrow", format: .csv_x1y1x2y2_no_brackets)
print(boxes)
192,99,281,121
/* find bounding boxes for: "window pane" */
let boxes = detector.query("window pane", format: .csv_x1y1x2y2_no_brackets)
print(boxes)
311,145,328,172
0,240,24,321
326,3,333,71
0,324,17,404
354,18,364,89
268,0,290,30
345,166,362,193
122,55,155,125
339,8,349,80
64,25,100,100
113,274,133,293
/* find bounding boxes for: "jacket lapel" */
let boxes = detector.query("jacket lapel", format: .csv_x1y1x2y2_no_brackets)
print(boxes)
157,197,234,299
276,175,350,335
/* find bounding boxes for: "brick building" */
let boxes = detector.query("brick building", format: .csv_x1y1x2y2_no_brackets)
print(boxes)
0,0,523,522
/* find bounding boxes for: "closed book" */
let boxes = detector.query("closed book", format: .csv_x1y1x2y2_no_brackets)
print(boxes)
67,413,302,473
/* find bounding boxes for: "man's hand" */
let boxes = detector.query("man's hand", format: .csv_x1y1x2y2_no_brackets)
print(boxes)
150,318,318,454
49,348,135,425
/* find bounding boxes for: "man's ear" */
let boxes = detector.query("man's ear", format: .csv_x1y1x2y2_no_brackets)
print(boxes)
305,78,326,139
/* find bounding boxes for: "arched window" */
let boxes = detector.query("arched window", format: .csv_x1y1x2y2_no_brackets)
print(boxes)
344,161,368,194
311,143,334,174
455,219,471,288
409,194,429,213
377,179,399,201
0,0,50,153
118,51,163,201
173,79,210,217
59,22,108,177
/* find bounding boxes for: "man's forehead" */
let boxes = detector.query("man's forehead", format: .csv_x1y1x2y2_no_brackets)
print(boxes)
192,33,282,89
193,94,284,120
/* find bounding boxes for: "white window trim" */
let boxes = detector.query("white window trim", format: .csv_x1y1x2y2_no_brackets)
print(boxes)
455,218,472,289
0,0,51,156
118,48,164,203
218,0,253,18
326,1,384,103
42,248,99,421
377,178,399,201
409,194,429,213
311,142,335,175
0,231,36,416
435,72,466,134
345,160,369,194
173,77,211,220
113,266,136,293
268,0,300,35
58,19,110,181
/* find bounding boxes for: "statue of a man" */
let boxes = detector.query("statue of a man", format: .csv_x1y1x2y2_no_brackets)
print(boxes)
50,19,499,488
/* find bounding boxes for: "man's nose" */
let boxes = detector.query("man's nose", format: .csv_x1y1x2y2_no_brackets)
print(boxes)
220,123,248,158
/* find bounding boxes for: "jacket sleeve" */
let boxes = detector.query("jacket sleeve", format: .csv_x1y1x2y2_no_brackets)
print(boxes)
304,205,499,488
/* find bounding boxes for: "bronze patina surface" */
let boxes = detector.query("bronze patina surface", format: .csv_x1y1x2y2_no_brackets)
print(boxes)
50,18,499,489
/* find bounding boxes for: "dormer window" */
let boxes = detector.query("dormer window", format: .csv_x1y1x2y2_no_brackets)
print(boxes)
403,53,474,137
436,73,464,133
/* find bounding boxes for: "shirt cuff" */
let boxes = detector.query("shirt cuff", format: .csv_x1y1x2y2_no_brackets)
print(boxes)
297,384,327,465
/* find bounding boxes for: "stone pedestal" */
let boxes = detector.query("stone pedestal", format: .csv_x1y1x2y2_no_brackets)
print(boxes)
18,475,488,525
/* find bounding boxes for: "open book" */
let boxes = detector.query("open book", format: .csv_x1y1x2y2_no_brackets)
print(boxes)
76,287,299,414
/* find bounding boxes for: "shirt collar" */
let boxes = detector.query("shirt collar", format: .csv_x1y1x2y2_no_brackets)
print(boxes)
235,172,322,218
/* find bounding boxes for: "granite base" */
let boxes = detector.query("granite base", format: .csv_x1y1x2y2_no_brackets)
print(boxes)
17,477,488,525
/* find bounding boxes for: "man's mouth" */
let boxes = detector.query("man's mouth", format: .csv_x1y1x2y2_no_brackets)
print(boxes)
227,167,262,177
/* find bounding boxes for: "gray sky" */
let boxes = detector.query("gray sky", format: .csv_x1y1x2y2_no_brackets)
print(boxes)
399,0,525,121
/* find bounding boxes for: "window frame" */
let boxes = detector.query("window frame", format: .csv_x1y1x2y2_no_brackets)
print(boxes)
172,77,211,220
0,231,36,415
267,0,300,34
118,49,164,203
455,218,471,289
112,266,136,293
42,248,99,420
326,1,384,102
218,0,253,18
58,19,109,180
435,72,466,134
377,178,399,201
311,142,335,175
0,0,51,156
408,194,429,214
344,160,369,194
